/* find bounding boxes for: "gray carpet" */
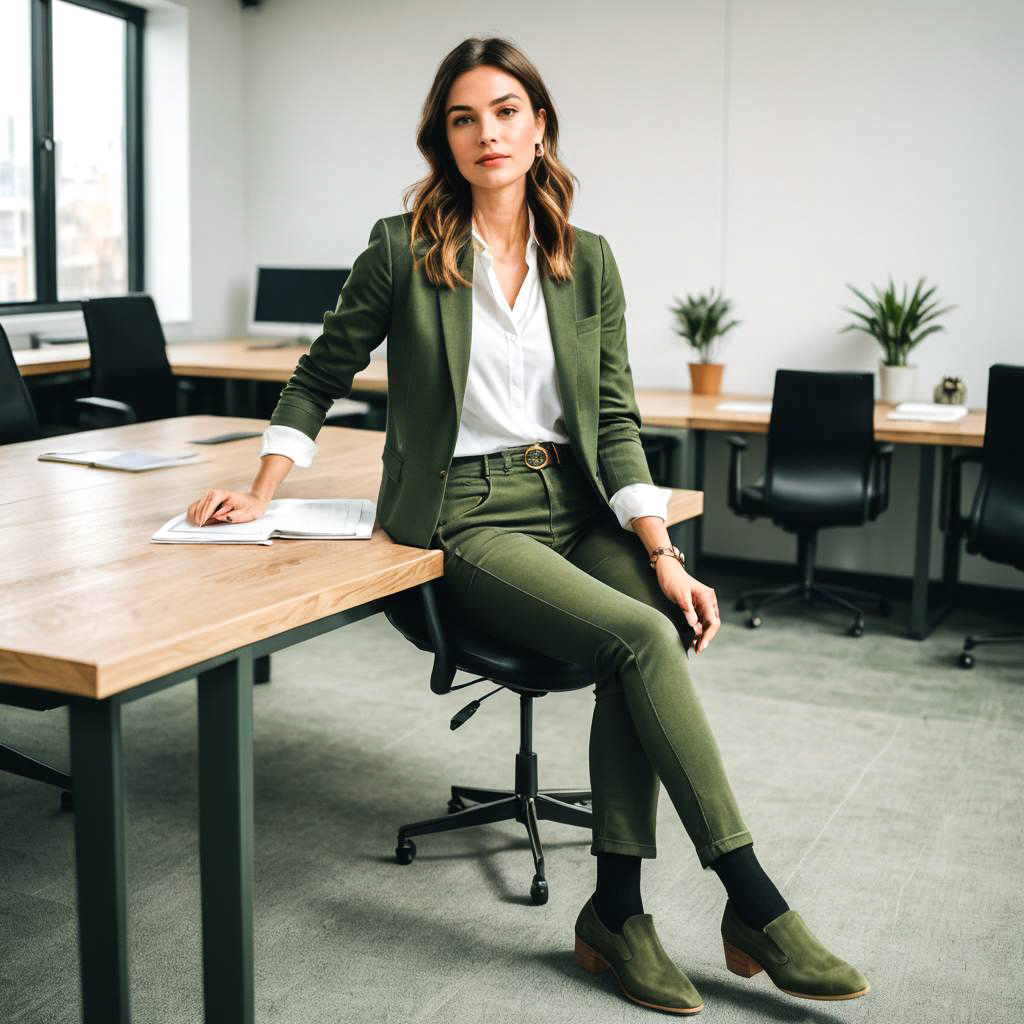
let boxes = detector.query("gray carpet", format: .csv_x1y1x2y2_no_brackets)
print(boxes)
2,573,1022,1023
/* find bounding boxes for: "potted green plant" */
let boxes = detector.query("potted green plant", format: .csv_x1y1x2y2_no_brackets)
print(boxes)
840,276,956,404
669,288,740,395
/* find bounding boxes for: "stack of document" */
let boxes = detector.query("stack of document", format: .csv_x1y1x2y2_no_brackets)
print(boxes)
152,499,375,545
886,403,968,423
39,449,200,471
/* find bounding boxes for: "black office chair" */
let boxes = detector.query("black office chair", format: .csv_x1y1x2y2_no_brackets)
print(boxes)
78,294,197,426
947,364,1024,668
385,582,594,905
0,323,41,444
726,370,895,636
0,326,74,810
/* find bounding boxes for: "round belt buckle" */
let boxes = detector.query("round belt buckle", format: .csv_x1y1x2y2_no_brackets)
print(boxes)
523,444,550,470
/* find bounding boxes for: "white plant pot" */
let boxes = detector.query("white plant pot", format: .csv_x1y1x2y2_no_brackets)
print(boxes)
879,362,917,404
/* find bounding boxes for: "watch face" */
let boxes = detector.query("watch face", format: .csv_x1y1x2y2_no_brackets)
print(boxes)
524,446,549,469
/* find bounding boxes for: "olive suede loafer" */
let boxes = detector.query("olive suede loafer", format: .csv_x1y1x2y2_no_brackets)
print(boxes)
574,898,704,1015
721,900,870,1001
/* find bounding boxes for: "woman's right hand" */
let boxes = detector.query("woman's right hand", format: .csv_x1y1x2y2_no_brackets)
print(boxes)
186,489,269,526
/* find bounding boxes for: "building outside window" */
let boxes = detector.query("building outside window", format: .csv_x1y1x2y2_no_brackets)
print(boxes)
0,0,144,312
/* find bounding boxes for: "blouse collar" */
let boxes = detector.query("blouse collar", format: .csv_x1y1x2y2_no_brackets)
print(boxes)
471,207,538,267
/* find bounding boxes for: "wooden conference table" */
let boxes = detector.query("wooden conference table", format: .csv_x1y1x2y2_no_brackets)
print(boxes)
15,338,387,393
0,415,702,1024
16,342,985,637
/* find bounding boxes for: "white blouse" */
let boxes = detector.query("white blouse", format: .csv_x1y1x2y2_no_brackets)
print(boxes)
261,211,669,531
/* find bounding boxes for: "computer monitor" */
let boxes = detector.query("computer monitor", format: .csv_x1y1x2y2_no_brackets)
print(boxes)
249,266,351,342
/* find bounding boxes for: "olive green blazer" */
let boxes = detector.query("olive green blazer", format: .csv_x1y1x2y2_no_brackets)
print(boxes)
269,212,653,548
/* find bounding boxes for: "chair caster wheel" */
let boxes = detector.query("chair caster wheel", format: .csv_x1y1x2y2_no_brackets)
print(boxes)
959,652,974,669
530,875,549,905
60,791,74,813
747,615,762,629
447,798,464,815
848,622,864,638
878,600,893,616
395,838,417,865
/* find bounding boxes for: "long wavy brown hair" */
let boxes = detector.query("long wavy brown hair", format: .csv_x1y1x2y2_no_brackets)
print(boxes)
402,38,578,289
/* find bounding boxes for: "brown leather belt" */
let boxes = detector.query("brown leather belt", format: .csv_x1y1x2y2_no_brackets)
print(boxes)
451,441,574,471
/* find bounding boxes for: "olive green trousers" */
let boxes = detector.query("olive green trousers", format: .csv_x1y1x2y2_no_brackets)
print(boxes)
432,445,752,867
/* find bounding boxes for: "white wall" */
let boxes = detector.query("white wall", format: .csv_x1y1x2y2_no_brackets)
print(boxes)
229,0,1022,591
179,0,248,340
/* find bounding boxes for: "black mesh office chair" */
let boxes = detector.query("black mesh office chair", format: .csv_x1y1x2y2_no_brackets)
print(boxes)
727,370,895,636
385,582,594,905
0,326,74,810
78,294,197,425
947,364,1024,668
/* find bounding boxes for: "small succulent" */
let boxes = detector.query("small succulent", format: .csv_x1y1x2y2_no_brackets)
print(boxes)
669,288,741,363
841,276,956,367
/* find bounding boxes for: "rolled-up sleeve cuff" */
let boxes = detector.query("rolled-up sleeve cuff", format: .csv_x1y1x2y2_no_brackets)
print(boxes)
608,483,671,532
260,424,316,468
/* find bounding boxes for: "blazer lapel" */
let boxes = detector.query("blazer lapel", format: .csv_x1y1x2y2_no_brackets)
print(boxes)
540,269,581,444
437,239,475,420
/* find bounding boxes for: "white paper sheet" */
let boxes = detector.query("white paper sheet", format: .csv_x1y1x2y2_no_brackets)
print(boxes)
886,403,968,422
39,449,200,471
715,401,773,414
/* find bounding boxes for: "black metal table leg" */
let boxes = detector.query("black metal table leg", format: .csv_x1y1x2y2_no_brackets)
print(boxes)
667,427,706,577
223,379,239,416
908,444,960,640
68,698,129,1024
908,445,936,639
197,652,255,1024
691,429,706,577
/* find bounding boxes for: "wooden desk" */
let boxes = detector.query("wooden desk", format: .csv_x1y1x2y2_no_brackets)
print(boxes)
0,415,703,1023
636,390,987,640
636,389,986,447
14,338,388,394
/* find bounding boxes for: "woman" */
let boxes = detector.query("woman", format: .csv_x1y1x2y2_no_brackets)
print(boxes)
186,37,869,1016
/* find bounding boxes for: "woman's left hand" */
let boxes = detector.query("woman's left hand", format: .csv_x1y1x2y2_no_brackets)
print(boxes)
655,559,721,654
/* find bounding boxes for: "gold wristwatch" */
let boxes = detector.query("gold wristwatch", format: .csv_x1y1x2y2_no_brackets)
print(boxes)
649,545,685,570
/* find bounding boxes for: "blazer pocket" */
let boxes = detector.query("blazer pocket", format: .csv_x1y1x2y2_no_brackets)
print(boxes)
575,313,601,335
381,444,404,483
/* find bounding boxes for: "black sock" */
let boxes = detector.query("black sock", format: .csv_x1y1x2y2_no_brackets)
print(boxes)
592,852,644,933
710,844,788,931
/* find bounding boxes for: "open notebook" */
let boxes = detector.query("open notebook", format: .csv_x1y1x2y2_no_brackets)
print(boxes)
152,499,375,545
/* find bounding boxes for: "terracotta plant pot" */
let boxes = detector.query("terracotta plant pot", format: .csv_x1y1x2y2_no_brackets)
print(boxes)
688,362,725,395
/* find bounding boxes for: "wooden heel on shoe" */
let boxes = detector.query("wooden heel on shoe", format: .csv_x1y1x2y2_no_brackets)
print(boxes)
724,939,763,978
575,935,610,974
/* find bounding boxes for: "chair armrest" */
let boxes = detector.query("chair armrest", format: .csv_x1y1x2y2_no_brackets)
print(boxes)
725,434,747,513
75,396,137,428
419,581,456,695
943,449,984,534
871,442,896,513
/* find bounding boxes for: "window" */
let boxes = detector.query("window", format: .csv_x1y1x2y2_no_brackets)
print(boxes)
0,0,144,312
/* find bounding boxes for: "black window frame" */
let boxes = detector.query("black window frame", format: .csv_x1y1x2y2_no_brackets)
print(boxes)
1,0,146,314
